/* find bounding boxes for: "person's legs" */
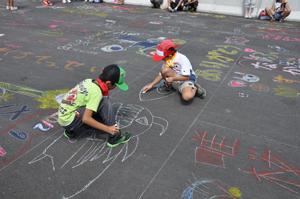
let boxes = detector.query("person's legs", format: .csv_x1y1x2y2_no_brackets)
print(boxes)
94,97,115,127
181,83,196,101
281,2,291,21
265,6,275,20
161,67,176,86
244,0,250,17
191,1,198,12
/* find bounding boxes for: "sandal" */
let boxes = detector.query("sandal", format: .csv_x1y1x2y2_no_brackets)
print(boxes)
270,17,275,22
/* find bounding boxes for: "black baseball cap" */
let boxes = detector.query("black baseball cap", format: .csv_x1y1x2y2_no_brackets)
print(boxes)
102,64,128,91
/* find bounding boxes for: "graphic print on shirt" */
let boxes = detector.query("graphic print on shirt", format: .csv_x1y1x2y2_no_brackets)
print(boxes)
61,87,78,106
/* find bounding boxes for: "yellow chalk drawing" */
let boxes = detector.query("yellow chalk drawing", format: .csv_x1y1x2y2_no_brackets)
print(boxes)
0,92,15,103
34,89,70,109
214,15,226,18
200,61,229,68
195,69,223,81
273,85,299,98
35,29,64,36
60,9,108,17
200,32,219,42
228,187,242,197
172,39,186,45
207,51,235,63
0,82,46,98
253,52,278,60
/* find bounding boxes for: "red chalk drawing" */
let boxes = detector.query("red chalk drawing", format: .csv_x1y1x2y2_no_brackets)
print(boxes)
192,130,241,168
131,22,148,26
242,149,300,195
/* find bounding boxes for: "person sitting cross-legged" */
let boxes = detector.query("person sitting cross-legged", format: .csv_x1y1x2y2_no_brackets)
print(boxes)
265,0,291,22
167,0,184,12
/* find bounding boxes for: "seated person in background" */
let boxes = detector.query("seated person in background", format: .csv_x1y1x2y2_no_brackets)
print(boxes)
265,0,291,22
167,0,184,12
150,0,163,8
183,0,198,12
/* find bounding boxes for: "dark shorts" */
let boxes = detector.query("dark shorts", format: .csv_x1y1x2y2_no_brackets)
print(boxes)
171,1,183,10
273,13,283,20
63,97,115,133
183,0,198,7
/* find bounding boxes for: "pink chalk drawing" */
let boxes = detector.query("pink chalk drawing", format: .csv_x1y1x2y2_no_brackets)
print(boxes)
225,36,249,46
244,48,256,52
49,25,59,29
192,130,241,168
228,80,247,87
0,145,6,156
242,149,300,195
262,34,300,42
251,62,278,71
5,44,22,48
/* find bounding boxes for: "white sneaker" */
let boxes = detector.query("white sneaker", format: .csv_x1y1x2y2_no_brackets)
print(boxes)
183,6,188,11
62,0,67,3
67,0,71,3
10,6,18,10
89,0,93,2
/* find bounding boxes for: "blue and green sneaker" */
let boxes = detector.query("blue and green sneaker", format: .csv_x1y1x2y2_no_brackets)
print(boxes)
107,131,131,147
64,129,75,139
194,83,206,99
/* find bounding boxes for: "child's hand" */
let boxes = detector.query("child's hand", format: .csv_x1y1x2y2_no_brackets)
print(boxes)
142,85,153,93
166,77,173,85
109,125,119,135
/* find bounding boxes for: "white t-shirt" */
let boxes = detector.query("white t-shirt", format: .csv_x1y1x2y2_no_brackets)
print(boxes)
159,52,196,84
275,2,283,12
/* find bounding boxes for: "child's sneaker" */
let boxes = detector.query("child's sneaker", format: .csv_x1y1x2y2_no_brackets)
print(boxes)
67,0,71,3
107,131,131,147
62,0,67,3
10,6,18,10
47,1,53,5
194,83,206,99
42,1,49,5
89,0,93,3
64,129,76,139
6,6,10,9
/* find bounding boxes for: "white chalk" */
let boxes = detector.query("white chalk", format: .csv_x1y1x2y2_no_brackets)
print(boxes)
142,91,146,93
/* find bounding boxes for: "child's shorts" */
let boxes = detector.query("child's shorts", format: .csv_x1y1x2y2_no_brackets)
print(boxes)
172,81,195,93
273,13,283,20
171,72,196,93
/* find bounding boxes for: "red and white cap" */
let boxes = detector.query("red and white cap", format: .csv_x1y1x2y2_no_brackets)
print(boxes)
152,39,180,61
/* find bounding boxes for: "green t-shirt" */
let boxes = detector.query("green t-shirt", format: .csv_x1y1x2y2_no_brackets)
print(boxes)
58,79,103,126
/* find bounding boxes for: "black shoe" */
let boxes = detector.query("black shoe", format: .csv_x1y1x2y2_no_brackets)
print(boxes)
159,83,175,92
107,131,131,147
194,83,206,99
64,129,76,139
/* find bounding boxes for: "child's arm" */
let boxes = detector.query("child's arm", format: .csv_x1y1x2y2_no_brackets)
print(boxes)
142,75,163,93
82,108,119,135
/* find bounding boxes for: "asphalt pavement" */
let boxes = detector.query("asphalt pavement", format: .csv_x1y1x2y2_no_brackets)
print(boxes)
0,1,300,199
